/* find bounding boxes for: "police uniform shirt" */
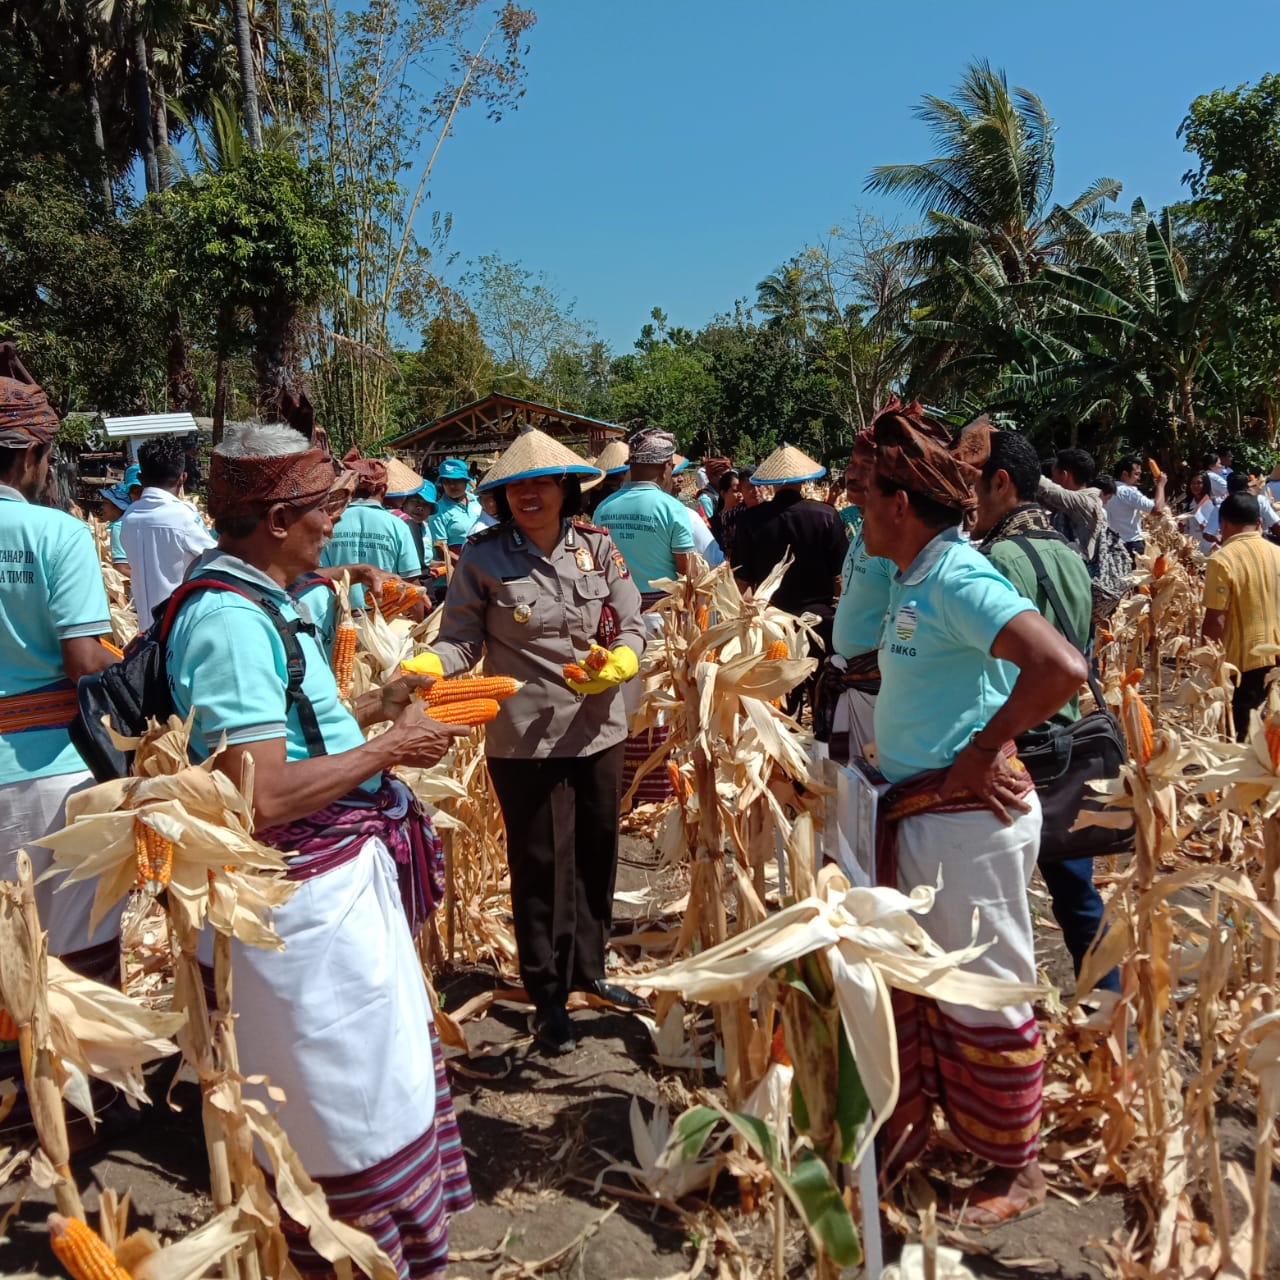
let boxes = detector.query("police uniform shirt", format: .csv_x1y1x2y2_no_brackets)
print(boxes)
736,489,847,617
433,519,646,759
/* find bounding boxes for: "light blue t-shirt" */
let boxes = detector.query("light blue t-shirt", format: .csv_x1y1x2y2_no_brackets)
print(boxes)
108,519,126,563
874,528,1034,784
0,487,111,781
319,500,420,577
428,496,483,549
832,531,893,659
167,551,377,791
594,481,697,592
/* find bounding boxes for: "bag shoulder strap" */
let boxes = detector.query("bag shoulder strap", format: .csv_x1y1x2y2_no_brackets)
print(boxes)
1011,535,1107,710
158,572,328,759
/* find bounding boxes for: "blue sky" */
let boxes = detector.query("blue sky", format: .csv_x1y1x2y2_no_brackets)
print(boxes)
430,0,1279,353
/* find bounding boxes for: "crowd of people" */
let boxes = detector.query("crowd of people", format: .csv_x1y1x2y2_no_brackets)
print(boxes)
5,328,1280,1267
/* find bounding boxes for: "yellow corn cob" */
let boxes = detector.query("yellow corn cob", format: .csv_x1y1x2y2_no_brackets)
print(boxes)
1148,458,1161,479
0,1008,16,1039
332,621,357,696
563,662,589,683
764,639,788,660
1265,719,1280,772
425,697,500,726
417,676,520,707
133,816,173,894
48,1213,132,1280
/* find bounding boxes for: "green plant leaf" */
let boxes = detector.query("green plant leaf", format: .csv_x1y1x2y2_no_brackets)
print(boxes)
835,1030,871,1163
671,1106,720,1161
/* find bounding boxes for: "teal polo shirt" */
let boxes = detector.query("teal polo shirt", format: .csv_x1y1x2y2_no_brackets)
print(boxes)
167,551,377,791
319,499,420,608
108,519,126,563
874,528,1034,784
428,496,482,549
594,481,696,592
832,531,893,659
0,485,111,781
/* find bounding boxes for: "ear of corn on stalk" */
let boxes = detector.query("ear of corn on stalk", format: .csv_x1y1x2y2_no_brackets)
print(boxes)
132,816,173,895
0,1007,16,1039
425,697,500,726
764,639,788,660
48,1213,132,1280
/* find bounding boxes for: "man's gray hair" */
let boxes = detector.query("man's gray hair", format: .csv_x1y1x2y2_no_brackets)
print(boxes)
216,422,310,458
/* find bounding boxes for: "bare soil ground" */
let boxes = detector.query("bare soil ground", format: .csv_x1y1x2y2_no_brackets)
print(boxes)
1,836,1274,1278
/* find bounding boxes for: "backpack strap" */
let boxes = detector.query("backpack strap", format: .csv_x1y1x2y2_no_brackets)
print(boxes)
1011,536,1107,709
160,572,329,759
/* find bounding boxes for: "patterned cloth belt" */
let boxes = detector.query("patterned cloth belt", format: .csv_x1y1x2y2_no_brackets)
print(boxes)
258,775,445,933
813,652,881,742
874,743,1028,890
0,680,78,734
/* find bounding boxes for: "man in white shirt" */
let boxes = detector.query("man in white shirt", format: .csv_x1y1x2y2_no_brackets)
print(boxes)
1107,455,1167,555
1204,472,1280,541
118,436,214,623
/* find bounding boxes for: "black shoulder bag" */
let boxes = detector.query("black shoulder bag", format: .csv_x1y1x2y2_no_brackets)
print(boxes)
1010,536,1134,863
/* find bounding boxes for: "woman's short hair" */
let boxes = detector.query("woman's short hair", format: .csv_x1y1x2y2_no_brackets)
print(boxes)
492,475,584,523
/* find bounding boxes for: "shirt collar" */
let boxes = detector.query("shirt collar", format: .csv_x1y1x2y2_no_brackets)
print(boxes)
621,481,661,492
1223,529,1263,545
186,547,289,599
137,486,186,507
896,525,963,587
0,484,27,503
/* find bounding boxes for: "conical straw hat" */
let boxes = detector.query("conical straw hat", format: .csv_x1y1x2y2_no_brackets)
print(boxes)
672,453,691,474
752,443,826,486
477,428,603,493
384,456,425,497
595,439,630,475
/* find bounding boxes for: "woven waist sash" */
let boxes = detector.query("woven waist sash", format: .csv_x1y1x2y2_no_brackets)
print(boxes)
0,680,78,734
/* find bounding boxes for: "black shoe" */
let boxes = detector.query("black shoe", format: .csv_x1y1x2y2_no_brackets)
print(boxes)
532,1004,577,1055
582,979,649,1012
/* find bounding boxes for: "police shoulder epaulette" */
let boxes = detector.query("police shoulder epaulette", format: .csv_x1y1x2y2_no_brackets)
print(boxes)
468,523,504,544
571,519,608,535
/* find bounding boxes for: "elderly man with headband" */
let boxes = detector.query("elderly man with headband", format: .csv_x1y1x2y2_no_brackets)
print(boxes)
165,422,474,1277
857,398,1086,1226
0,345,127,1132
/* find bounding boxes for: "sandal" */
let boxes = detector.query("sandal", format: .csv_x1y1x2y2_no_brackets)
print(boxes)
941,1189,1046,1228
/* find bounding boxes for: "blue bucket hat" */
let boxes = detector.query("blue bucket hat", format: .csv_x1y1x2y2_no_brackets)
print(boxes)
100,484,132,511
414,480,438,505
122,463,142,489
437,457,470,482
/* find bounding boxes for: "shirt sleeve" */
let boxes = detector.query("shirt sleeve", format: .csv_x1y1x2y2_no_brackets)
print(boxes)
392,517,421,577
171,598,289,750
49,520,111,639
941,558,1036,656
109,522,126,562
431,543,489,675
1203,553,1232,612
668,502,695,553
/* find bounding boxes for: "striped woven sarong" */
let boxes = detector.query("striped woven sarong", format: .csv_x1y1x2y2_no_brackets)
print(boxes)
876,751,1044,1173
622,724,672,809
280,1019,473,1280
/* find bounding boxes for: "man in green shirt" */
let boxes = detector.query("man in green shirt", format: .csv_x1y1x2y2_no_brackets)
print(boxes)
973,430,1118,994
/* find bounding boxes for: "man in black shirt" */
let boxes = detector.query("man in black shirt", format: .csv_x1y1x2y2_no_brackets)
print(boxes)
735,444,847,712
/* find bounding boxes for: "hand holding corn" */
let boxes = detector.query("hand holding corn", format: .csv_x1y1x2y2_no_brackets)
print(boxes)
564,644,639,695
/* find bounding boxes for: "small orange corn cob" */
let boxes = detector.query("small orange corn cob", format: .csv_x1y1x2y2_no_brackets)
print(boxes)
0,1008,16,1040
764,639,788,660
667,762,686,801
1123,687,1154,766
415,675,520,705
133,816,173,894
332,621,357,696
1097,627,1114,644
48,1213,132,1280
585,646,609,673
1148,458,1161,479
377,578,422,620
1151,554,1168,579
695,605,709,632
425,697,500,726
1124,667,1144,688
1265,718,1280,772
563,663,590,683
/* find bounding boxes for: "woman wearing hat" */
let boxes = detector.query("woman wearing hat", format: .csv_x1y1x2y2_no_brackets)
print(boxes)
425,430,647,1054
384,458,438,576
428,457,482,552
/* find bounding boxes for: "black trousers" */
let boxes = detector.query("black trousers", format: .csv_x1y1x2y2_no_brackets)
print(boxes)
1234,665,1273,741
487,743,625,1008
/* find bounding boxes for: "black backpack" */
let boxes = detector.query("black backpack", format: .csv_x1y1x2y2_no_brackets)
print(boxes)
70,570,330,782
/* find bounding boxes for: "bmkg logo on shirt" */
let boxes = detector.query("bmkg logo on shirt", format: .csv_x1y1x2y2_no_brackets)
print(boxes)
894,602,918,642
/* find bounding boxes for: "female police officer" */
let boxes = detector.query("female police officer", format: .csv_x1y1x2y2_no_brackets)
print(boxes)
428,430,647,1054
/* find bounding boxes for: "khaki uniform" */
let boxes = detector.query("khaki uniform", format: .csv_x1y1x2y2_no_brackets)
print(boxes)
433,518,645,759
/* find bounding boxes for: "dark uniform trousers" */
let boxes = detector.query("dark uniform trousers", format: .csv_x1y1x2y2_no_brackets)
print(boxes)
487,742,625,1008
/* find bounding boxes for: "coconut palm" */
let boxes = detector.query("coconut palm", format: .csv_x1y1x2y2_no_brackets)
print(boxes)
755,257,827,349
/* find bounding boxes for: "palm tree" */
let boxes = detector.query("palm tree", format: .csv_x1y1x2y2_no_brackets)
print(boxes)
867,60,1121,397
230,0,261,148
755,257,827,349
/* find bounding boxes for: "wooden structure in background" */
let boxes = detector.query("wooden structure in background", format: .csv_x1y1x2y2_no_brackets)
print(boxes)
389,394,623,468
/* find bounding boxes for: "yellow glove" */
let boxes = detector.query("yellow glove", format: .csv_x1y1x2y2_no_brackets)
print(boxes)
566,644,639,695
402,651,444,678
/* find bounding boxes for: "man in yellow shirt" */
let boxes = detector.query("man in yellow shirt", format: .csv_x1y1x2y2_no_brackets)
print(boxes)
1202,493,1280,738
